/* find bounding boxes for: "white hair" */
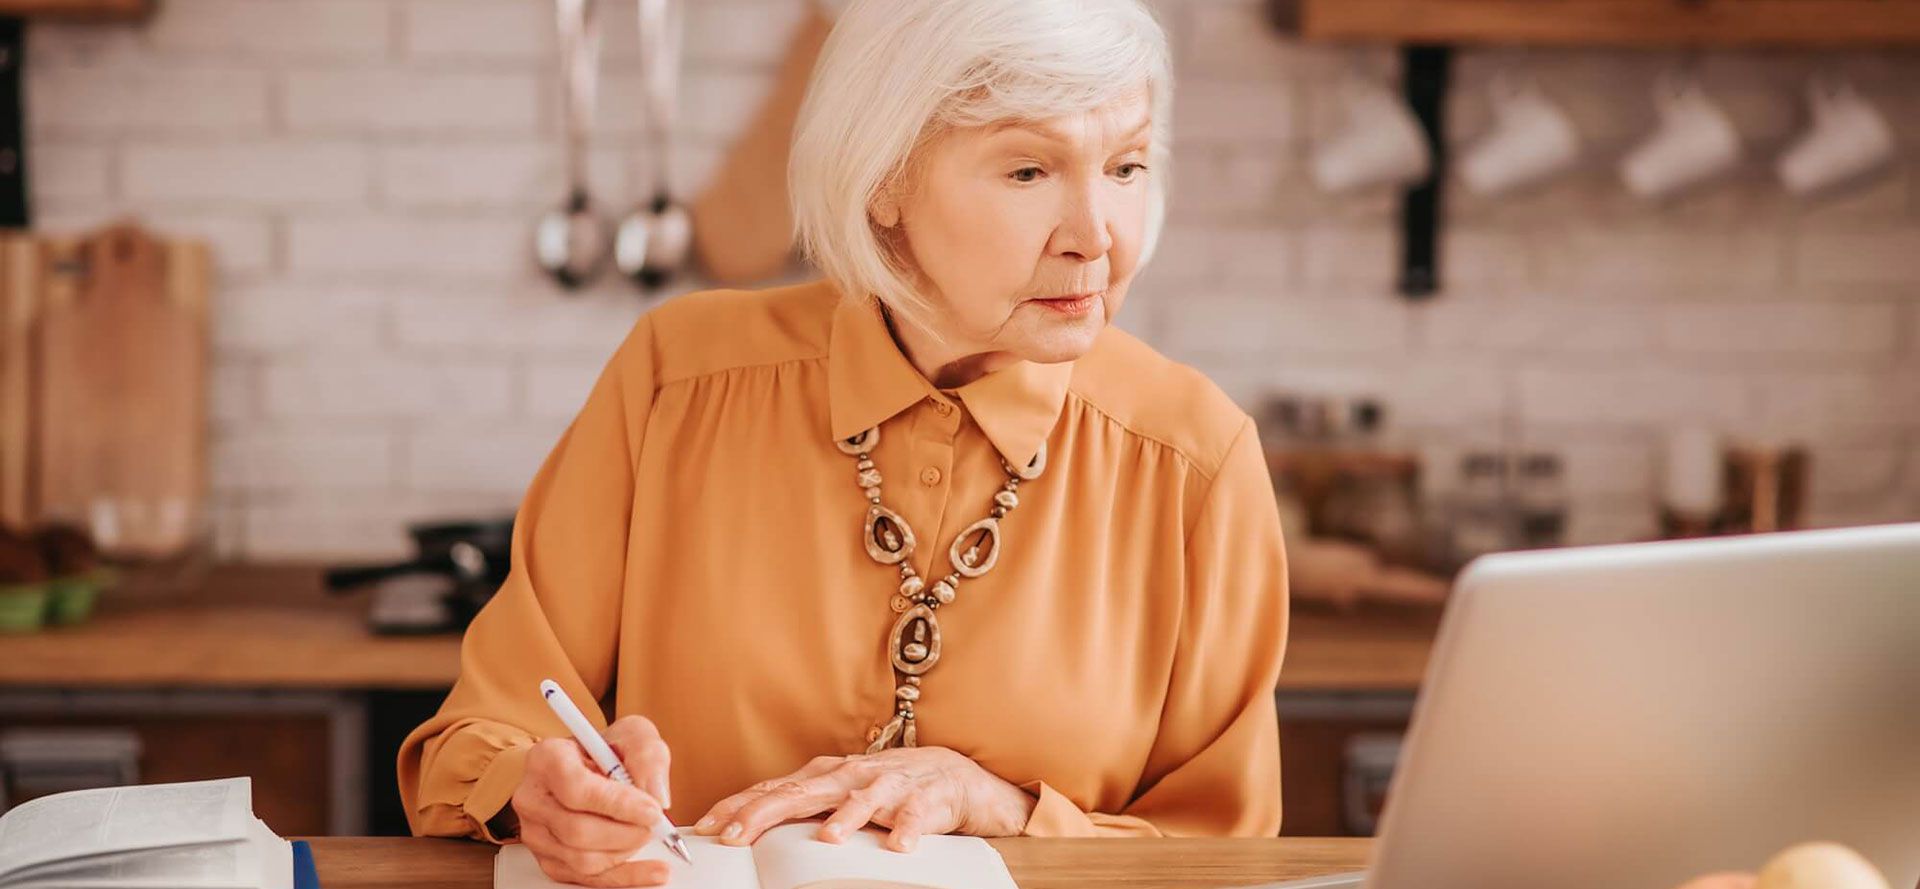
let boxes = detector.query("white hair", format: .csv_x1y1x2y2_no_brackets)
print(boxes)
787,0,1174,334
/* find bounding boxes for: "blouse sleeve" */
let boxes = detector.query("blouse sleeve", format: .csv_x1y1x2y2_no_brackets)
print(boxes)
395,314,659,843
1017,416,1290,837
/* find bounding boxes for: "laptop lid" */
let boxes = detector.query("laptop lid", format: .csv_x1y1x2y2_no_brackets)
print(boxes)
1365,523,1920,889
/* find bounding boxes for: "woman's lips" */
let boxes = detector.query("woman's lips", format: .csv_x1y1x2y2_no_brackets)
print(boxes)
1031,291,1102,316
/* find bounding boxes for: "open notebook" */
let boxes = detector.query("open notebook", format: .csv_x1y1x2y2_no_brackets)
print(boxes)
495,822,1018,889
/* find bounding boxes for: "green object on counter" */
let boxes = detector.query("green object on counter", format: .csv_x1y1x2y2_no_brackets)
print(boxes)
0,582,50,632
45,573,103,625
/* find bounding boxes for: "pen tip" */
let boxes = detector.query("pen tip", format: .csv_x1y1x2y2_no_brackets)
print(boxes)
667,833,694,864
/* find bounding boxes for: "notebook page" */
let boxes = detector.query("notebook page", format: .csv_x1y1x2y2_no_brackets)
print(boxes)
750,823,1018,889
495,827,760,889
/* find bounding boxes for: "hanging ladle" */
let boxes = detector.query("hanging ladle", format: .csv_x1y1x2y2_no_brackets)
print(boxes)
535,0,610,292
614,0,693,293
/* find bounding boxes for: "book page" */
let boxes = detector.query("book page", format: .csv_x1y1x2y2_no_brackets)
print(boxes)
750,822,1018,889
3,814,286,889
0,778,252,881
495,826,760,889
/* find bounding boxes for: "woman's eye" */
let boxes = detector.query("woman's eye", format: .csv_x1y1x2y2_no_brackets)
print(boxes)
1115,162,1148,181
1010,167,1043,183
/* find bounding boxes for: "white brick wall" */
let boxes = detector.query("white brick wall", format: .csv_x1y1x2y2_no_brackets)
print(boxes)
123,141,371,204
146,0,392,59
22,0,1920,558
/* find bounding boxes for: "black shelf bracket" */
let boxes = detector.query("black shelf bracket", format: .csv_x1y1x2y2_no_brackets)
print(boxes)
1,16,25,230
1398,43,1451,300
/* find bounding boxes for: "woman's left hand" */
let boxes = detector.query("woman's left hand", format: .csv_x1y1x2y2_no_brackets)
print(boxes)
691,747,1038,852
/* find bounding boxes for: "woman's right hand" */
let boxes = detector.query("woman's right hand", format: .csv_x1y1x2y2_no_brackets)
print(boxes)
510,715,676,887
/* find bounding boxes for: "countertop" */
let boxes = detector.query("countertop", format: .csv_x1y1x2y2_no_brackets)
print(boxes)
0,563,1438,692
302,835,1375,889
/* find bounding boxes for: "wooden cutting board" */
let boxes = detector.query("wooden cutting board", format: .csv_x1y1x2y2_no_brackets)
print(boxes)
33,221,210,558
690,4,832,284
0,234,43,531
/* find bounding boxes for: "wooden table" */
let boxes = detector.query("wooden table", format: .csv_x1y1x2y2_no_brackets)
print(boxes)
303,836,1375,889
0,565,1437,692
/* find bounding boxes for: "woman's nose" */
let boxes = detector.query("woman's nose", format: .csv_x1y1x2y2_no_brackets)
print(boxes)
1051,183,1114,261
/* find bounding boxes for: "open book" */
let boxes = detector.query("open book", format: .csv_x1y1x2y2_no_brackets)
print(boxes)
0,777,291,889
495,822,1018,889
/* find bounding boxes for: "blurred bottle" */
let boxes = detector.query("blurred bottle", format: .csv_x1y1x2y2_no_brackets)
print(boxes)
1660,426,1722,538
1445,451,1513,569
1319,399,1424,566
1257,394,1315,557
1720,442,1809,534
1513,452,1568,549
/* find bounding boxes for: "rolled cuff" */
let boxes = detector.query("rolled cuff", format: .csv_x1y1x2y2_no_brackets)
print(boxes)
464,739,535,844
1016,779,1099,837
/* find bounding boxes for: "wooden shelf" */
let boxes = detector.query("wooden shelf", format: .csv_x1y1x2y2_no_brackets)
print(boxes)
1297,0,1920,47
0,0,152,21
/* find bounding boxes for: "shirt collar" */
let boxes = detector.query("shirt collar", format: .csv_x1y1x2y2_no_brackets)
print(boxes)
827,293,1074,469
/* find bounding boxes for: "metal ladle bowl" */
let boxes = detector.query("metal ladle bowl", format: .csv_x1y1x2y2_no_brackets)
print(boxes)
617,192,693,290
614,0,693,293
536,0,609,292
538,188,610,290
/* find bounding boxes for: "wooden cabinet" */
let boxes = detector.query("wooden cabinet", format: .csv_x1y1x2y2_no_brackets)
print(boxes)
0,691,363,836
1277,692,1415,837
1295,0,1920,46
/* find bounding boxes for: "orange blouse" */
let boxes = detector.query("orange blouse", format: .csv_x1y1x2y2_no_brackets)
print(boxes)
396,278,1290,841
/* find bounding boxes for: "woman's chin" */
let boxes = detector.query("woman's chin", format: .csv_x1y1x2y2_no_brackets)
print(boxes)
1009,314,1105,364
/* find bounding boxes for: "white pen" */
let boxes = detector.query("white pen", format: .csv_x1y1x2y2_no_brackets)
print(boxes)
539,679,693,865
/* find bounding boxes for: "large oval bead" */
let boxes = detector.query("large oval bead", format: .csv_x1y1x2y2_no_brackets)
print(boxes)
888,604,942,675
863,505,915,564
950,517,1001,578
836,426,880,456
1005,441,1047,480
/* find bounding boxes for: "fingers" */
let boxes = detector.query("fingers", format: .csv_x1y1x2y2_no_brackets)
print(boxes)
717,770,850,846
818,770,908,844
551,802,656,852
605,715,674,810
886,797,932,854
695,754,850,838
522,819,670,886
529,737,662,827
520,785,656,852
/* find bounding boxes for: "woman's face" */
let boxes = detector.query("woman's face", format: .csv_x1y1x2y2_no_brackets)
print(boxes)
878,84,1153,367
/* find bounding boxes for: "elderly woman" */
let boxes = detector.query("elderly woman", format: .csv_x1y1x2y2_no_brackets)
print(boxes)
397,0,1289,884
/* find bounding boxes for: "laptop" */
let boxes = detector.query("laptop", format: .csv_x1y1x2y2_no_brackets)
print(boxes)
1260,523,1920,889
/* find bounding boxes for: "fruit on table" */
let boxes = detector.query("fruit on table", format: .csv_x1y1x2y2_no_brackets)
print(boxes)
1676,874,1757,889
1756,843,1890,889
1673,842,1892,889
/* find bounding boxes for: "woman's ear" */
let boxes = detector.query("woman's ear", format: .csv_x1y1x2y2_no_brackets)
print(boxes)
869,187,901,229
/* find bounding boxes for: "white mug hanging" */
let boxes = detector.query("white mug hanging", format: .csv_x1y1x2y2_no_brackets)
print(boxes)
1620,72,1743,199
1777,75,1896,196
1459,73,1581,195
1311,74,1432,194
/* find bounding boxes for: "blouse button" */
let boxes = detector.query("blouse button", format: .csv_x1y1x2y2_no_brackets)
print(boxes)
919,467,942,486
932,400,953,416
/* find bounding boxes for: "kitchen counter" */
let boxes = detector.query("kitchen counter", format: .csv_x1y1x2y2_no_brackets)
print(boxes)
0,563,1434,837
302,835,1375,889
0,564,1437,691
